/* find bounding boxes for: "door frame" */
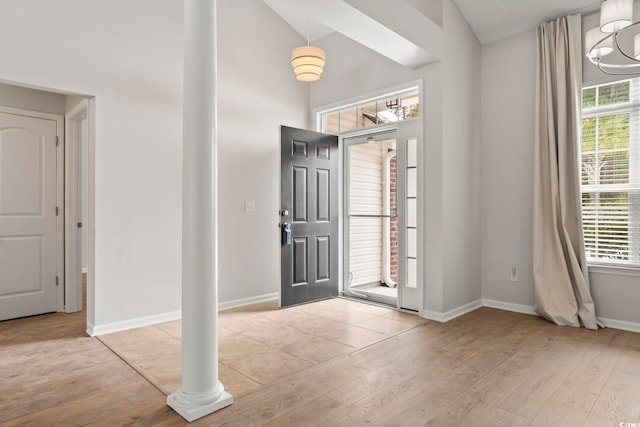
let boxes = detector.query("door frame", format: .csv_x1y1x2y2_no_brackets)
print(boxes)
0,106,65,312
340,120,423,312
312,80,424,313
64,100,88,313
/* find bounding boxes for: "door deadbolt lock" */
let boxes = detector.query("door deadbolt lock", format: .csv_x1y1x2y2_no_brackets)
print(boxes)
281,222,291,245
280,209,289,217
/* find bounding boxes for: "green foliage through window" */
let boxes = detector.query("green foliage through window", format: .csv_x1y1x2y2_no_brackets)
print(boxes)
580,79,638,266
582,81,630,108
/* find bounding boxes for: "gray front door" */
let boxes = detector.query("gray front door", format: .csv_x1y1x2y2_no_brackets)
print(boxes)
280,126,338,307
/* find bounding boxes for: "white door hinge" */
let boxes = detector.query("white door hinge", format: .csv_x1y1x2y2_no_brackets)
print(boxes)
56,206,59,216
56,136,59,147
56,276,59,286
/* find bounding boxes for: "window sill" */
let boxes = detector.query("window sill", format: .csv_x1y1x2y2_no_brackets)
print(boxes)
588,263,640,277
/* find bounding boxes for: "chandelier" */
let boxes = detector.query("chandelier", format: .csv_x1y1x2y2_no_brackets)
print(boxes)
586,0,640,75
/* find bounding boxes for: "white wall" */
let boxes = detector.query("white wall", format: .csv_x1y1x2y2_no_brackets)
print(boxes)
480,30,537,308
480,25,640,325
0,0,184,328
217,0,309,303
0,0,308,330
310,34,417,108
441,0,482,311
311,0,481,316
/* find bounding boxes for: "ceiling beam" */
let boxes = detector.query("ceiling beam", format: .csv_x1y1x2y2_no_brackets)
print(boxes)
344,0,443,62
263,0,442,69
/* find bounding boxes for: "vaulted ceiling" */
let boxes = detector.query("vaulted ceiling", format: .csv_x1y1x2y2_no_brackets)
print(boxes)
454,0,600,44
263,0,602,48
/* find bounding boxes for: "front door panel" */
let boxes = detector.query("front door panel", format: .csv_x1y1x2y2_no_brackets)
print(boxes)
281,126,338,307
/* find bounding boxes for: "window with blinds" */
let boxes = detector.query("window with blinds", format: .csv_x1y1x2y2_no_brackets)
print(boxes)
581,79,640,266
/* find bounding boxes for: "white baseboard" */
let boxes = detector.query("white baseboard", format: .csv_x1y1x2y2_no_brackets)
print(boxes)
420,309,445,322
482,299,538,316
89,292,279,336
480,299,640,334
421,299,483,322
598,317,640,334
87,291,640,336
86,321,95,337
218,292,279,311
90,310,182,336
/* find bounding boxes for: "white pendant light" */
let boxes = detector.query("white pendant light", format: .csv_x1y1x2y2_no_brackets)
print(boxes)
585,27,614,59
291,46,325,82
291,18,326,82
600,0,633,33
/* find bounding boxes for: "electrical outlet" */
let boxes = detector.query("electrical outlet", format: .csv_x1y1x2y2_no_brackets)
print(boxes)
244,201,255,213
510,267,518,282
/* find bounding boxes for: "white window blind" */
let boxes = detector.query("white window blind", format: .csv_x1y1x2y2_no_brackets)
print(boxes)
581,78,640,266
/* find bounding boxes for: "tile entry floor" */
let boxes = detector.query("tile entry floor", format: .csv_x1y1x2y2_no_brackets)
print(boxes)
99,297,427,398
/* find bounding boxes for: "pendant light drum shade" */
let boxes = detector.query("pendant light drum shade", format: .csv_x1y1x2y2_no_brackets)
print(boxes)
291,46,325,82
585,27,614,59
600,0,633,32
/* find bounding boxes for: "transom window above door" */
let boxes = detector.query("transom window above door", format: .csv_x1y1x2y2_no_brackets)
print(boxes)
319,88,420,134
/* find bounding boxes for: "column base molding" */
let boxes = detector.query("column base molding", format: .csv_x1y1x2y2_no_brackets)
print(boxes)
167,383,233,422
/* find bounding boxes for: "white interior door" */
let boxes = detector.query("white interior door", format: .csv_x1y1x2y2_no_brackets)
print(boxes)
0,111,59,321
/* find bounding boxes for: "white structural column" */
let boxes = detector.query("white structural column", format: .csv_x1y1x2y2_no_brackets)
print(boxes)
167,0,233,422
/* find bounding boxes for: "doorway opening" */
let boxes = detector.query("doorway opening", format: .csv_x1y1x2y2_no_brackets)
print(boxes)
343,122,421,312
0,81,93,327
315,82,423,313
345,134,398,306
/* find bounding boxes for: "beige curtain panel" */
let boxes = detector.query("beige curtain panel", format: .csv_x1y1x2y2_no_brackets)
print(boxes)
533,14,598,330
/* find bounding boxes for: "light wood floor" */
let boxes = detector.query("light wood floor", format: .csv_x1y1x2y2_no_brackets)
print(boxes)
1,299,640,426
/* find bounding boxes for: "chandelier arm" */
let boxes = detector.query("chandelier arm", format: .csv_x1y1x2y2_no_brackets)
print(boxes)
614,29,640,63
597,59,640,75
